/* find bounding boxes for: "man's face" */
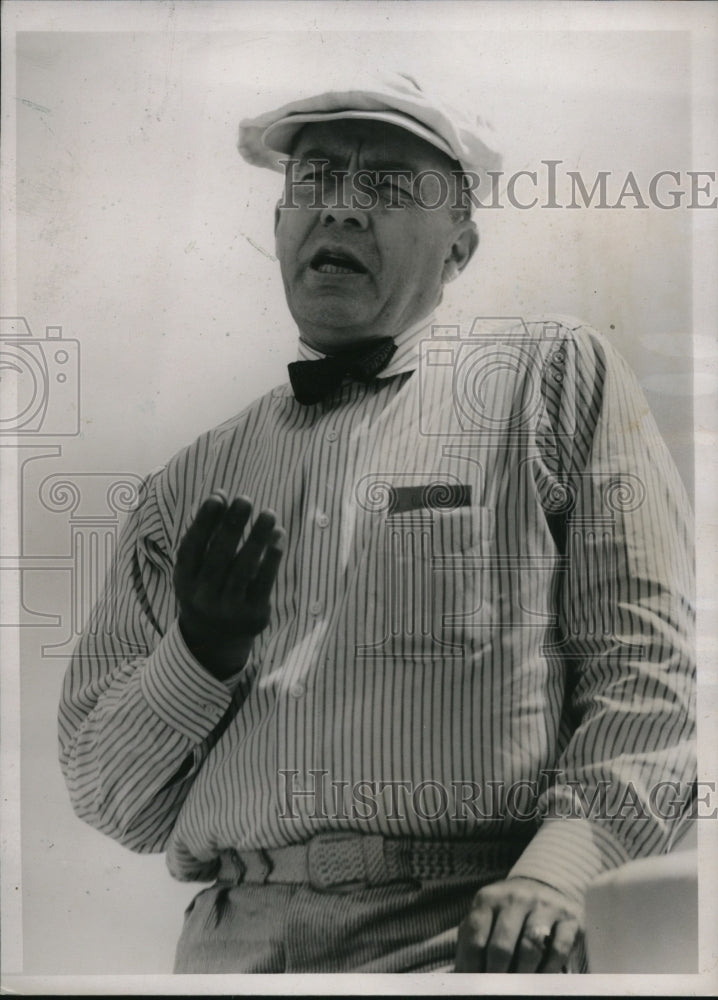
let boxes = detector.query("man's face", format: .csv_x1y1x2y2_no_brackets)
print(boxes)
274,119,477,353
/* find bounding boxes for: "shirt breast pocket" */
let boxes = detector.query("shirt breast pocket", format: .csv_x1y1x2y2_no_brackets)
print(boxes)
354,505,495,660
429,504,494,555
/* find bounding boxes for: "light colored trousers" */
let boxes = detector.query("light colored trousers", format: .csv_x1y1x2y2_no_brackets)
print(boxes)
174,876,483,973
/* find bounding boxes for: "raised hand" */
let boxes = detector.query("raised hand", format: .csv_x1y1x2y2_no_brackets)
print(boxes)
173,493,285,679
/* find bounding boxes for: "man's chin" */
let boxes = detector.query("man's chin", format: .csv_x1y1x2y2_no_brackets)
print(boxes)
294,290,372,320
291,302,383,348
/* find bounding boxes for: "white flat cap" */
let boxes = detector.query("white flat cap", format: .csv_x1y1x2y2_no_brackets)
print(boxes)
238,71,502,180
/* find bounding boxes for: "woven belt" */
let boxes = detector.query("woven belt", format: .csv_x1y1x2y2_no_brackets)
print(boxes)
215,832,531,891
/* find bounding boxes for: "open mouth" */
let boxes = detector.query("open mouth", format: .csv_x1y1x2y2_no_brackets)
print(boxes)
310,249,367,275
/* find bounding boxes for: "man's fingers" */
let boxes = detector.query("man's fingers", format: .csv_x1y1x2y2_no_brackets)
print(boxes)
540,917,580,973
484,901,530,973
454,880,583,975
175,492,230,582
229,508,278,580
454,903,494,971
514,912,556,973
197,497,253,588
244,528,286,603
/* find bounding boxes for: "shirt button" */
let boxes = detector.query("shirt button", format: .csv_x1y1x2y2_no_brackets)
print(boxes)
290,682,305,699
309,601,323,616
326,429,338,442
316,512,330,528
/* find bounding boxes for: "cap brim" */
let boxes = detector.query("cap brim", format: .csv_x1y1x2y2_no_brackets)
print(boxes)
262,109,458,164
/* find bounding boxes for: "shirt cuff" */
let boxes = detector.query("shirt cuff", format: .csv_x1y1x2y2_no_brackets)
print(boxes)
139,619,238,741
506,818,630,906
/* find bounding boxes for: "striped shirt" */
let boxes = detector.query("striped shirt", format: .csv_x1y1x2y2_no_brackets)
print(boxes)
58,314,696,907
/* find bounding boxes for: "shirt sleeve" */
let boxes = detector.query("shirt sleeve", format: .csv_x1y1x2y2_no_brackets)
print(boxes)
57,465,239,854
507,322,696,906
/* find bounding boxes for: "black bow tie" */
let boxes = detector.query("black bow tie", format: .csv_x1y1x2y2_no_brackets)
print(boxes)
288,337,397,405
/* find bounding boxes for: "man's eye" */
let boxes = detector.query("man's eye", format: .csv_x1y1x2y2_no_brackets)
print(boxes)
377,180,413,201
298,168,323,183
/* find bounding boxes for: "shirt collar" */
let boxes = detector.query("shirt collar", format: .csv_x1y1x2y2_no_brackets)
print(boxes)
296,312,437,379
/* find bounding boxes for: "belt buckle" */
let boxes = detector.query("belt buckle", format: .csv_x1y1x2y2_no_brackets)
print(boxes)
307,833,370,891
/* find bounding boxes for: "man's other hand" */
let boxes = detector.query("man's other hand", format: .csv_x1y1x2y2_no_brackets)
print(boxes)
174,493,285,679
454,876,583,973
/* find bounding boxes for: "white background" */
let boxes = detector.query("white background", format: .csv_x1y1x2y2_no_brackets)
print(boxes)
2,0,717,991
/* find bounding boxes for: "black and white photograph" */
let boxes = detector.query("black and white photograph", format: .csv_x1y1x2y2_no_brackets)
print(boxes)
1,0,717,993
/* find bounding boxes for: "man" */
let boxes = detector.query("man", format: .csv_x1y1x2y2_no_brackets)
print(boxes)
58,74,696,974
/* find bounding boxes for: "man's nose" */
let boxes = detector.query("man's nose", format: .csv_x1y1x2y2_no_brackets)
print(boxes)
319,204,369,230
319,175,369,230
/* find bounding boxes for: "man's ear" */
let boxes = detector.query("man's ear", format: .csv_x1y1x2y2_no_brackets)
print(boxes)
442,220,478,283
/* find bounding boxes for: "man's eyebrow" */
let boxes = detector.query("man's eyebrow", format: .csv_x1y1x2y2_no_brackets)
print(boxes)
364,159,417,175
294,149,339,166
